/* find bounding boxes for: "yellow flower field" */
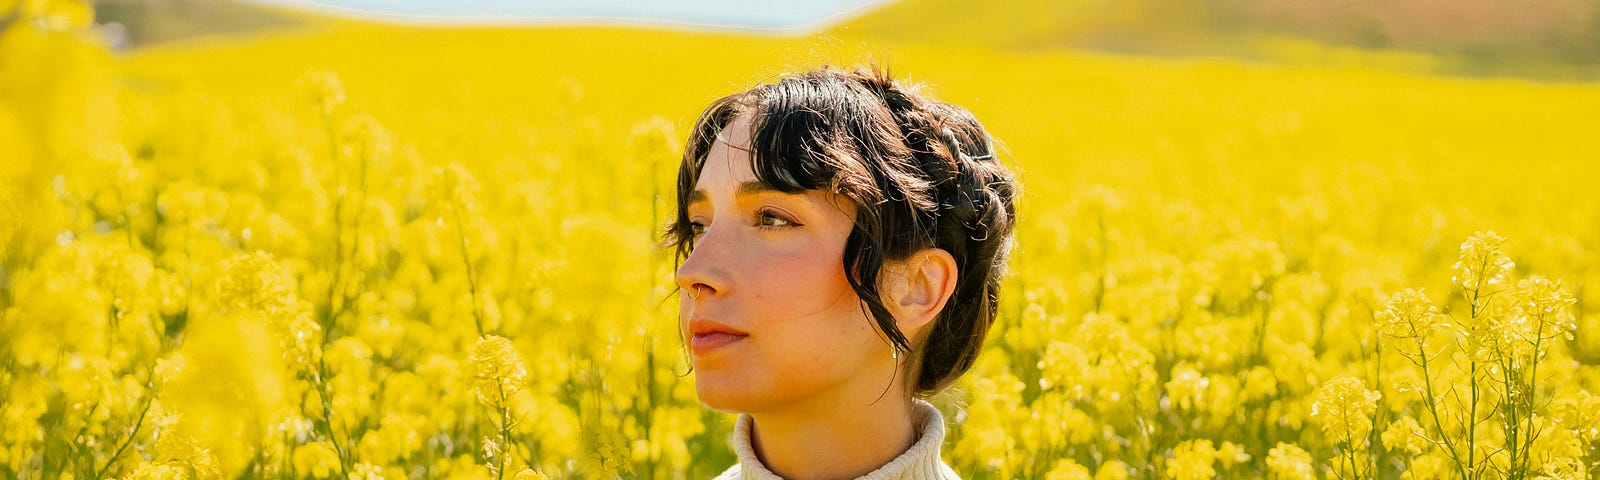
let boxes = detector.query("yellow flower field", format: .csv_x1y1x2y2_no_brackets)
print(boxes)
2,1,1598,478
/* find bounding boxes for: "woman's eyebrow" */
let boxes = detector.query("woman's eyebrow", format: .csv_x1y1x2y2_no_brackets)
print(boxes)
688,180,783,205
735,180,781,197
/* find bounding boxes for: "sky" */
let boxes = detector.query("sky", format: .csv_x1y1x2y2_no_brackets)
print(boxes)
241,0,892,32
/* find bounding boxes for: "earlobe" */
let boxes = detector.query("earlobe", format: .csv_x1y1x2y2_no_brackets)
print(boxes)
891,249,958,336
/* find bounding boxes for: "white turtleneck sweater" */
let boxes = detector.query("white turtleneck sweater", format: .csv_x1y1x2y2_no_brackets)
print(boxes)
712,400,961,480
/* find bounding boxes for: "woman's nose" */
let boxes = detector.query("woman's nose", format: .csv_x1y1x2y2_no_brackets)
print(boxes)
675,227,728,299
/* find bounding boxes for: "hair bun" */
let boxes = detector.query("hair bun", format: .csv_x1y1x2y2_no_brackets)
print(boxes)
857,70,1017,391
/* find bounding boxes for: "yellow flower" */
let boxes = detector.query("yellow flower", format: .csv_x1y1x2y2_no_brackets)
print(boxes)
1451,230,1514,295
340,114,392,161
1060,406,1095,445
1511,275,1578,341
627,116,680,166
57,353,110,414
298,69,346,116
1165,439,1217,480
1203,237,1286,309
120,462,189,480
1165,362,1209,410
217,251,297,317
638,404,704,470
1045,458,1092,480
0,376,48,470
510,469,551,480
13,12,1600,479
0,186,17,259
1549,390,1600,442
155,183,228,227
283,311,325,373
1380,416,1429,455
357,415,423,466
1215,441,1251,467
1265,442,1313,480
471,335,526,409
150,433,221,480
1038,340,1088,399
953,370,1023,472
1535,457,1586,480
293,442,341,479
1528,418,1584,472
1310,376,1381,445
1474,276,1574,364
1402,452,1451,479
347,462,386,480
1094,461,1131,480
426,164,482,214
153,352,186,385
1240,366,1278,403
1077,312,1157,391
1376,288,1447,343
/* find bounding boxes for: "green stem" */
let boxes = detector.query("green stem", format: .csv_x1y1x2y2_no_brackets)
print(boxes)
1093,209,1106,313
1113,359,1153,479
1415,340,1468,479
94,378,155,478
1517,315,1549,477
1462,258,1488,480
452,203,485,336
498,402,511,480
311,360,351,478
320,107,347,337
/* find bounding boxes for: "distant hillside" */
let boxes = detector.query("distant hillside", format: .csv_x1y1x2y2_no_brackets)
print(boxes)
833,0,1600,80
94,0,301,48
81,0,1600,80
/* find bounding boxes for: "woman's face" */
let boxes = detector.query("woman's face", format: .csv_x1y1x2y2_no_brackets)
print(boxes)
677,114,894,414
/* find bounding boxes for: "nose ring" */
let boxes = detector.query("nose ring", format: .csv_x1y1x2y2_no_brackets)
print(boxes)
689,285,703,301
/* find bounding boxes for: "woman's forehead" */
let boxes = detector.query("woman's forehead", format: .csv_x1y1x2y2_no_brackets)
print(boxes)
699,114,757,186
713,113,754,148
693,140,854,217
700,144,755,188
699,125,758,191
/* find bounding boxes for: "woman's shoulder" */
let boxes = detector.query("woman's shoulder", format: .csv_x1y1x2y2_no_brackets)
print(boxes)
709,462,960,480
710,463,960,480
712,401,961,479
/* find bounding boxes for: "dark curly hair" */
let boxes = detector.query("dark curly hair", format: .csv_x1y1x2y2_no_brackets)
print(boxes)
666,65,1019,396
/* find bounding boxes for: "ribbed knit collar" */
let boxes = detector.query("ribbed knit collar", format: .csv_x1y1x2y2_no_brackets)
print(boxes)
715,400,960,480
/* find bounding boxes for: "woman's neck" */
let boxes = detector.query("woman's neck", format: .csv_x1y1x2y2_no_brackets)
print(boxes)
746,393,919,480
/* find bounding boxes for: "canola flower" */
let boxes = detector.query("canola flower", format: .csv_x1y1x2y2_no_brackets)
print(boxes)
1266,443,1315,480
472,335,525,410
1311,377,1381,477
1165,439,1218,480
1376,289,1448,347
1380,416,1429,457
1367,233,1590,480
2,0,1599,478
1453,231,1516,300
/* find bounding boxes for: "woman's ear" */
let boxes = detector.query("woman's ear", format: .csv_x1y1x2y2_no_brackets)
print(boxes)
884,248,958,338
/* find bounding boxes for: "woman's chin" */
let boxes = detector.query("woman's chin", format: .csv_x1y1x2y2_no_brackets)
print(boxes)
694,376,759,413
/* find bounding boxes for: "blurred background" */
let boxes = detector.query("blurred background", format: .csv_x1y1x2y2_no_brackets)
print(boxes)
84,0,1600,79
3,1,1598,479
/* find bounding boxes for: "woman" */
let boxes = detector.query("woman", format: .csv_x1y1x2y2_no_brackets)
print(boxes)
667,65,1018,480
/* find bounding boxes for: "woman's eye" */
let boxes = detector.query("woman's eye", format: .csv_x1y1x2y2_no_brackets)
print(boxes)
757,209,797,228
688,221,708,237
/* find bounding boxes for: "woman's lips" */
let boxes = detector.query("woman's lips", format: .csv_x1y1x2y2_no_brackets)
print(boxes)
690,331,747,354
687,319,747,355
